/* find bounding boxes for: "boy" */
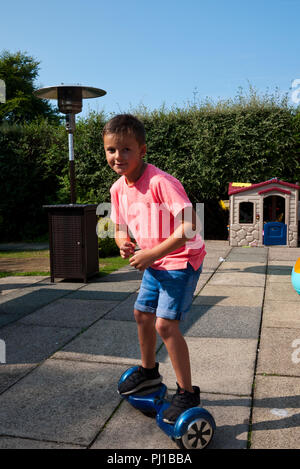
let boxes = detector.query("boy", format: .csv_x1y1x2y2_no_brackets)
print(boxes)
103,114,206,424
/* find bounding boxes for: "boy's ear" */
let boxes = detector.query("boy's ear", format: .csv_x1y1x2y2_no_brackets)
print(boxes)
140,144,147,158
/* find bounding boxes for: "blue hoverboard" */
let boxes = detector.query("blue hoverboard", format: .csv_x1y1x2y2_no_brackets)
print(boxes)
118,366,216,449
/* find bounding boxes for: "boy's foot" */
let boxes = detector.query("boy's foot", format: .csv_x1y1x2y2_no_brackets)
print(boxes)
162,383,200,424
118,362,162,395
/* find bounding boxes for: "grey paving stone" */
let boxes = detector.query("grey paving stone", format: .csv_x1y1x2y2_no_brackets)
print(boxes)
55,319,162,365
257,327,300,377
0,436,83,449
100,267,143,283
202,393,251,449
0,312,26,327
231,247,268,256
209,272,266,287
0,363,37,394
182,304,262,339
0,359,127,446
194,272,212,294
267,273,293,284
91,391,251,449
31,278,85,290
0,287,74,317
264,282,299,302
0,276,48,296
103,293,138,321
218,262,267,275
193,285,264,307
268,247,300,261
262,301,300,329
19,298,119,328
91,398,175,449
79,280,141,292
225,254,267,263
225,248,268,263
202,257,224,272
157,337,258,395
0,322,81,365
251,375,300,449
68,290,132,301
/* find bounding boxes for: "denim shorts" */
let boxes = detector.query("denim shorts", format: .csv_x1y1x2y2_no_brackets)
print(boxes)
134,263,202,321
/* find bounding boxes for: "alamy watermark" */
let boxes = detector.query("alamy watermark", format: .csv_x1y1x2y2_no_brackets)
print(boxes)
96,201,204,247
0,79,6,104
291,339,300,364
291,79,300,104
0,339,6,364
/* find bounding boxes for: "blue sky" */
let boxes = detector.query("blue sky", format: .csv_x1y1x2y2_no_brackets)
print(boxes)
1,0,300,117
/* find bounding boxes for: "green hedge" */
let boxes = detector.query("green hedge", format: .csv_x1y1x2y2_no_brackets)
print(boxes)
1,91,299,242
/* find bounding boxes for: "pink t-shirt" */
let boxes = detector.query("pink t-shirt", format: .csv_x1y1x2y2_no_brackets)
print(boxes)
110,163,206,270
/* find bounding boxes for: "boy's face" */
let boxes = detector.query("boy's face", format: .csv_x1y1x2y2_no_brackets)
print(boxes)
103,132,147,184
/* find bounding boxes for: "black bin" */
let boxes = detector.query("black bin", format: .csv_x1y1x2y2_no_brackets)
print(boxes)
43,204,99,283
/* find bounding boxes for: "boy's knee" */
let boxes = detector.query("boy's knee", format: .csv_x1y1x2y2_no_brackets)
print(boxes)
155,318,177,339
134,309,153,325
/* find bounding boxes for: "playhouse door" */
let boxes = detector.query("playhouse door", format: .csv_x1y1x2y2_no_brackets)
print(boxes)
264,222,287,245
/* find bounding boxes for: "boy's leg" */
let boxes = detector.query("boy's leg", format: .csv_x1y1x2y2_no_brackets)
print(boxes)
134,308,157,369
118,309,161,395
156,317,200,424
155,317,193,392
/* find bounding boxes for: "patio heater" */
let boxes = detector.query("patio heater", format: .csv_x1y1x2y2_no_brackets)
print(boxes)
34,84,106,283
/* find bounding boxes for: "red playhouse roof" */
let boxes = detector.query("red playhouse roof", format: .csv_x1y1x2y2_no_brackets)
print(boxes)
228,178,300,196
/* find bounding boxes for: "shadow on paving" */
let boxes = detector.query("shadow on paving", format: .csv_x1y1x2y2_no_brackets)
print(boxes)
0,360,298,448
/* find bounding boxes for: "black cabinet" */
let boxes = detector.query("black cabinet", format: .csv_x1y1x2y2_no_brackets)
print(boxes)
44,204,99,283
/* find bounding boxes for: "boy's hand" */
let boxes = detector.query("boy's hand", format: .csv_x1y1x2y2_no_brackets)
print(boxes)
120,241,136,259
129,249,156,271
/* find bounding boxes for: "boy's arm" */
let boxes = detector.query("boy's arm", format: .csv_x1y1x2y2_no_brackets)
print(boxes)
115,223,136,259
129,206,199,271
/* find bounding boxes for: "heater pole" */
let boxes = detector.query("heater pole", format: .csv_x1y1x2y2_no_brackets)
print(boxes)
69,134,76,204
66,114,76,204
34,85,106,206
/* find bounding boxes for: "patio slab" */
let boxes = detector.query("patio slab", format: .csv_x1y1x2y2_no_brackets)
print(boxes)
181,304,262,339
0,276,48,296
257,327,300,377
0,363,37,394
157,337,258,395
19,298,119,328
262,301,300,329
264,282,299,302
0,437,83,449
103,293,138,321
268,248,300,261
193,285,264,307
225,247,268,263
218,262,267,275
0,359,127,446
208,272,265,287
91,392,251,449
251,375,300,449
225,255,267,263
0,322,81,365
0,287,76,317
68,290,132,301
53,319,163,365
194,272,213,294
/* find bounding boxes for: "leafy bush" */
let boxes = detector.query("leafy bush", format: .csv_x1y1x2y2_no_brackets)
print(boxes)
1,88,299,241
97,217,119,257
0,118,66,241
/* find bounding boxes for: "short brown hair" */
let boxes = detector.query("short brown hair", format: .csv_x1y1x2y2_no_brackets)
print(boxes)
102,114,146,145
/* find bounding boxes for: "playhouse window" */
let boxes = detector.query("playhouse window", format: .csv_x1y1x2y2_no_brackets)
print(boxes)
239,202,254,224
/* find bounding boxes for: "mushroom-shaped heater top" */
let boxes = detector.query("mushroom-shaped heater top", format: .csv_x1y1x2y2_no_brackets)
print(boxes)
34,85,106,114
